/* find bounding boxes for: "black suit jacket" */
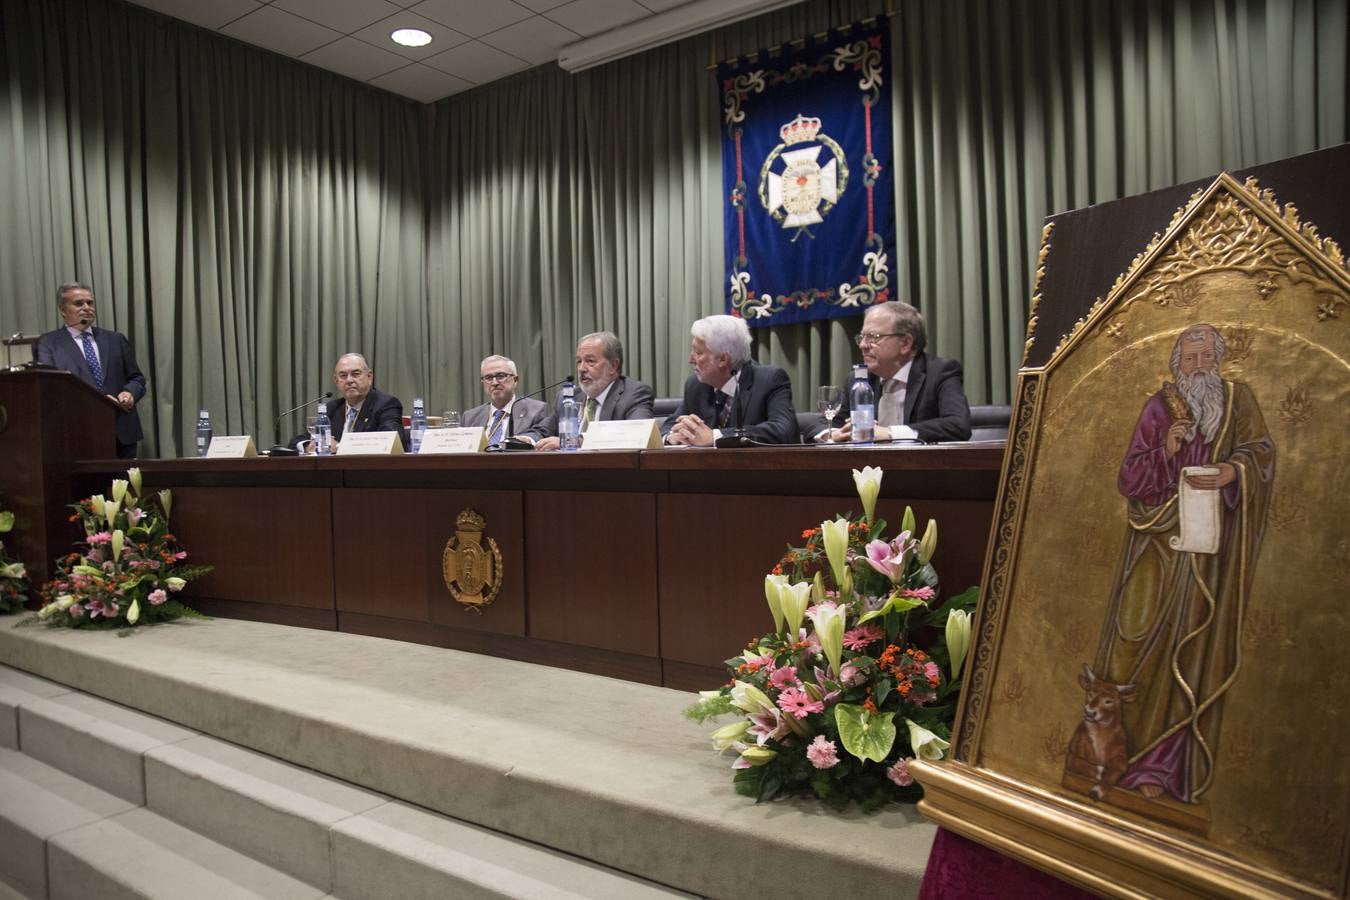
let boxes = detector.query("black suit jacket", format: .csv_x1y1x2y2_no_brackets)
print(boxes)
661,360,799,445
292,387,408,450
35,326,147,448
541,375,655,436
821,352,972,442
463,396,551,443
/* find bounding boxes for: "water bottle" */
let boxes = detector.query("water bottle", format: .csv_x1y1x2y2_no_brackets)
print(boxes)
194,409,212,457
314,400,332,456
410,397,427,454
559,382,581,451
849,364,875,445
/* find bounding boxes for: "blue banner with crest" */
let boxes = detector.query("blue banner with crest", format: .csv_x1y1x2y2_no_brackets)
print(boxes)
719,17,894,328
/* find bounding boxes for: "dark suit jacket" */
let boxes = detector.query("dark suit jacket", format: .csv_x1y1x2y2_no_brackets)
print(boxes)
541,375,655,436
820,353,972,442
661,360,799,445
35,326,147,448
463,396,551,443
291,387,408,450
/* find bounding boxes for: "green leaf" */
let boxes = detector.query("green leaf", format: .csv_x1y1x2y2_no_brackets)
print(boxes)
835,703,897,763
873,677,893,708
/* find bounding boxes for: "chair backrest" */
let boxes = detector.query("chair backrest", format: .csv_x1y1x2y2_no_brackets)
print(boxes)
968,404,1011,442
652,397,680,418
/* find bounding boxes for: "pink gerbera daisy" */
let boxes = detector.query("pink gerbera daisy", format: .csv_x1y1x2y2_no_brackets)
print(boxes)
842,623,884,652
777,687,823,719
768,665,800,690
900,586,936,601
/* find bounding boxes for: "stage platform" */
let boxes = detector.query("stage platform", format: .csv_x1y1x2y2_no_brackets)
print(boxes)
0,613,935,899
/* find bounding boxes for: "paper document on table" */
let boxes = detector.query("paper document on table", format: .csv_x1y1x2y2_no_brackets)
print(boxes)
1169,466,1221,554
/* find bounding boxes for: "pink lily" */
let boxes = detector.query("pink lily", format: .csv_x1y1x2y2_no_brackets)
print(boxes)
864,533,915,584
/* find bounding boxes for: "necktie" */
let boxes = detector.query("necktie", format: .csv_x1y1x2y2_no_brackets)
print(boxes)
714,390,733,428
488,408,507,444
345,406,358,435
878,379,905,427
583,398,599,432
80,332,104,390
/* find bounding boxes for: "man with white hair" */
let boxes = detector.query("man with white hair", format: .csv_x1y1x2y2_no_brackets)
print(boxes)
662,314,798,446
1089,322,1275,807
463,354,551,447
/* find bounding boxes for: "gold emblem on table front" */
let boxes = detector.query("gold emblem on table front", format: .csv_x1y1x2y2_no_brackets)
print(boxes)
442,508,502,612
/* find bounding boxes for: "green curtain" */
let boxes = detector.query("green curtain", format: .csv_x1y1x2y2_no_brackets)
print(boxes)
1,0,1345,453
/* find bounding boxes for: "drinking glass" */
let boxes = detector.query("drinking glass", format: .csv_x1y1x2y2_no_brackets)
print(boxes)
305,416,318,449
442,410,461,428
816,386,843,442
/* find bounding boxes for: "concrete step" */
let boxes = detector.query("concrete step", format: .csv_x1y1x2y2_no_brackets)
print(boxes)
144,735,387,891
0,666,71,750
0,746,137,898
17,691,197,804
47,806,326,900
331,799,699,900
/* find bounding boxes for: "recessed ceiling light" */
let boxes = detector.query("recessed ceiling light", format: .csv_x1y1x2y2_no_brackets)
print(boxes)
390,28,432,48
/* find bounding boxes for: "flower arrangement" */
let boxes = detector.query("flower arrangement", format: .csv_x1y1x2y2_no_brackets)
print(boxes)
31,468,211,628
0,504,31,612
685,466,978,810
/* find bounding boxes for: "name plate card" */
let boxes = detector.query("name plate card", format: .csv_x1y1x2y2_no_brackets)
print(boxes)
205,435,258,458
337,431,405,456
581,418,663,450
418,426,487,454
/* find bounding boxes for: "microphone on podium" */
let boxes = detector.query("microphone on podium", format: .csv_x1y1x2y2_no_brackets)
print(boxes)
268,391,334,455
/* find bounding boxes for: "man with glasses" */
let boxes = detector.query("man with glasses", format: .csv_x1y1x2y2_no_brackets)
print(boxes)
463,355,550,447
297,352,407,452
815,301,971,443
35,282,147,458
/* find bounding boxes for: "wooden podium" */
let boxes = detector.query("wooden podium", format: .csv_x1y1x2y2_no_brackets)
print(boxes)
0,368,118,586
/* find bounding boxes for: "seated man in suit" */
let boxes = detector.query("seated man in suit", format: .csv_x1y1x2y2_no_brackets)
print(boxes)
463,355,551,447
35,282,147,459
298,352,407,452
815,301,971,443
662,314,798,446
535,331,654,451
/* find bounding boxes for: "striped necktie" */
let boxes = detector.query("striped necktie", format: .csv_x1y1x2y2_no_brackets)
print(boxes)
582,398,599,431
345,406,358,435
80,332,105,390
488,408,507,444
714,390,732,428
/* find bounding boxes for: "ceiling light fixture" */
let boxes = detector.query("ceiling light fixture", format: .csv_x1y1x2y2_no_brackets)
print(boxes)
390,28,432,48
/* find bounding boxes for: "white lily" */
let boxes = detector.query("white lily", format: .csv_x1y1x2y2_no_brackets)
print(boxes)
821,517,850,587
165,576,187,592
111,530,125,563
764,574,787,634
808,603,847,678
89,494,106,517
104,499,120,529
946,609,971,679
905,719,951,761
158,490,173,521
918,518,938,565
0,562,26,579
127,467,142,496
710,720,752,752
734,745,777,768
852,466,883,523
729,681,777,716
126,598,141,625
778,581,812,638
111,479,128,504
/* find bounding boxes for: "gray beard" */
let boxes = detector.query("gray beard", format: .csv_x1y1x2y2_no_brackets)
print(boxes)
1177,369,1225,443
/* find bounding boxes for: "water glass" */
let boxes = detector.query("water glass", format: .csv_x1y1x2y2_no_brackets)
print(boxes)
442,410,460,428
816,386,843,441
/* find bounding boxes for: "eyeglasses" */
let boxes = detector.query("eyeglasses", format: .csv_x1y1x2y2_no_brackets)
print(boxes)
854,332,902,346
481,372,516,383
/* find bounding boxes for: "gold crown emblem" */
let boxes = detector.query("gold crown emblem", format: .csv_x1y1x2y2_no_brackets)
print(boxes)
779,114,822,146
455,508,486,532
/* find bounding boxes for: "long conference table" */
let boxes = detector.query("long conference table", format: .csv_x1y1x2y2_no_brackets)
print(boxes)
72,444,1006,690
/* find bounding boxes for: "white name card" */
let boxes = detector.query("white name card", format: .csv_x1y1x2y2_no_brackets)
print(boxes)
581,418,663,450
418,426,487,454
205,435,258,458
337,431,405,456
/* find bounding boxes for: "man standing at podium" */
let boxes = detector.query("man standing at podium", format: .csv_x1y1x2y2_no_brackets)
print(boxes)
34,282,146,459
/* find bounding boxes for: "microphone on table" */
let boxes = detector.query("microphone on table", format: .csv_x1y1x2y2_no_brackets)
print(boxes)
268,391,334,455
482,376,573,452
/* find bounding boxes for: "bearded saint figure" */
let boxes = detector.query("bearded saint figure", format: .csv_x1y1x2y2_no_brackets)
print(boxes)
1093,323,1275,804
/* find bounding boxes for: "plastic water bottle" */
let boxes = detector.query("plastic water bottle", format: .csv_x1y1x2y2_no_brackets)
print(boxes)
849,364,875,445
409,397,427,454
194,409,212,457
559,382,581,451
314,400,332,456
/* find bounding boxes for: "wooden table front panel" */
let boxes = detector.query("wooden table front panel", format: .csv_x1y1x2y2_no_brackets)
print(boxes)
174,486,334,610
523,491,659,657
332,488,526,637
657,493,994,670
